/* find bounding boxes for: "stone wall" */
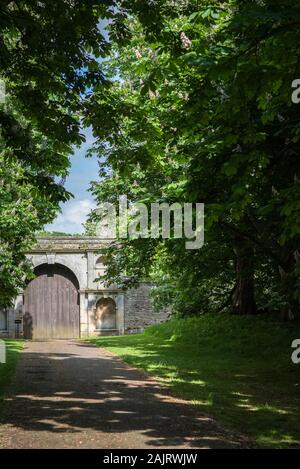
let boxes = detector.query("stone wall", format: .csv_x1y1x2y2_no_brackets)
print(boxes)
0,308,19,339
3,237,170,338
124,282,169,332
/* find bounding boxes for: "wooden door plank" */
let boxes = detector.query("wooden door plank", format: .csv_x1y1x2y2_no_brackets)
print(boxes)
24,264,80,339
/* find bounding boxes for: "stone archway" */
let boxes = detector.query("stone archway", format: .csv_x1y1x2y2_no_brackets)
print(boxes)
23,263,80,339
95,297,117,331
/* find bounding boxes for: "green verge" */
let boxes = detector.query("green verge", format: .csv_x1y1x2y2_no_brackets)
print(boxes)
0,339,23,406
88,314,300,449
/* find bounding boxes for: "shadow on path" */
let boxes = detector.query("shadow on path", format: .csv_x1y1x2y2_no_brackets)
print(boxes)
0,340,247,448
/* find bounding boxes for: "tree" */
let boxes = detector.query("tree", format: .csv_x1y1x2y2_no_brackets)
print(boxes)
0,153,60,307
86,0,300,318
0,0,124,306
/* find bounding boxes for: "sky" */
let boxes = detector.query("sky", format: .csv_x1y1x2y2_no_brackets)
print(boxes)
44,128,99,234
45,20,110,234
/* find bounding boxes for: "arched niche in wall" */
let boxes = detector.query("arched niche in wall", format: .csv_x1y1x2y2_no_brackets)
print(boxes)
95,255,107,267
95,297,116,330
95,255,108,278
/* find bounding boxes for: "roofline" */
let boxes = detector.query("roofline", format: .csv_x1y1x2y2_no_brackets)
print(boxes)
27,237,117,253
36,236,112,241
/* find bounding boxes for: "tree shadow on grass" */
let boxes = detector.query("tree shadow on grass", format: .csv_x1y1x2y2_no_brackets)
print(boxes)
90,335,300,448
1,336,299,448
0,342,247,449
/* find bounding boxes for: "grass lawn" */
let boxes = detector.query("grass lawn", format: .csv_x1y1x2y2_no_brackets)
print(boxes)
88,314,300,448
0,339,23,406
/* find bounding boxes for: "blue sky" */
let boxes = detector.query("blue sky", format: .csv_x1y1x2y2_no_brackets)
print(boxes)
45,128,99,234
45,20,110,234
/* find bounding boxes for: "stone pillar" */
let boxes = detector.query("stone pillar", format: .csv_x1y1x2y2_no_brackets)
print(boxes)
87,292,97,336
79,292,88,338
15,294,23,337
87,251,95,289
7,309,15,338
116,293,125,335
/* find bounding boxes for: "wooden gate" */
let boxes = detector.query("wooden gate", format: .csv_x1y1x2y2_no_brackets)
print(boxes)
23,264,80,339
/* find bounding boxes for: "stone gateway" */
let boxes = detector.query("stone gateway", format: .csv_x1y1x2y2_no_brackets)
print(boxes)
0,237,168,339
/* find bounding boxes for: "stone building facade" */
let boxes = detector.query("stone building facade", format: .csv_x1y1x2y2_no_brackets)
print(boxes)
0,237,169,339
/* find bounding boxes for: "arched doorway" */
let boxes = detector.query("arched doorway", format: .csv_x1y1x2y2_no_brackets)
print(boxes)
23,264,80,339
95,297,116,331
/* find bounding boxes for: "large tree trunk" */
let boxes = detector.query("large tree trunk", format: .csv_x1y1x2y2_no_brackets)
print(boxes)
278,250,300,320
232,235,257,315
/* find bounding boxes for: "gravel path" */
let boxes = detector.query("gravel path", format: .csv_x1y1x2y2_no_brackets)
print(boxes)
0,340,247,448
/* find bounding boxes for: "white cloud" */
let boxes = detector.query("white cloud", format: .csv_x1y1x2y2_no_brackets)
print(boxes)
45,199,96,234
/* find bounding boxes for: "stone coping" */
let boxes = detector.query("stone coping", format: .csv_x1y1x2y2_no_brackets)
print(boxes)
79,289,122,293
29,236,115,252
